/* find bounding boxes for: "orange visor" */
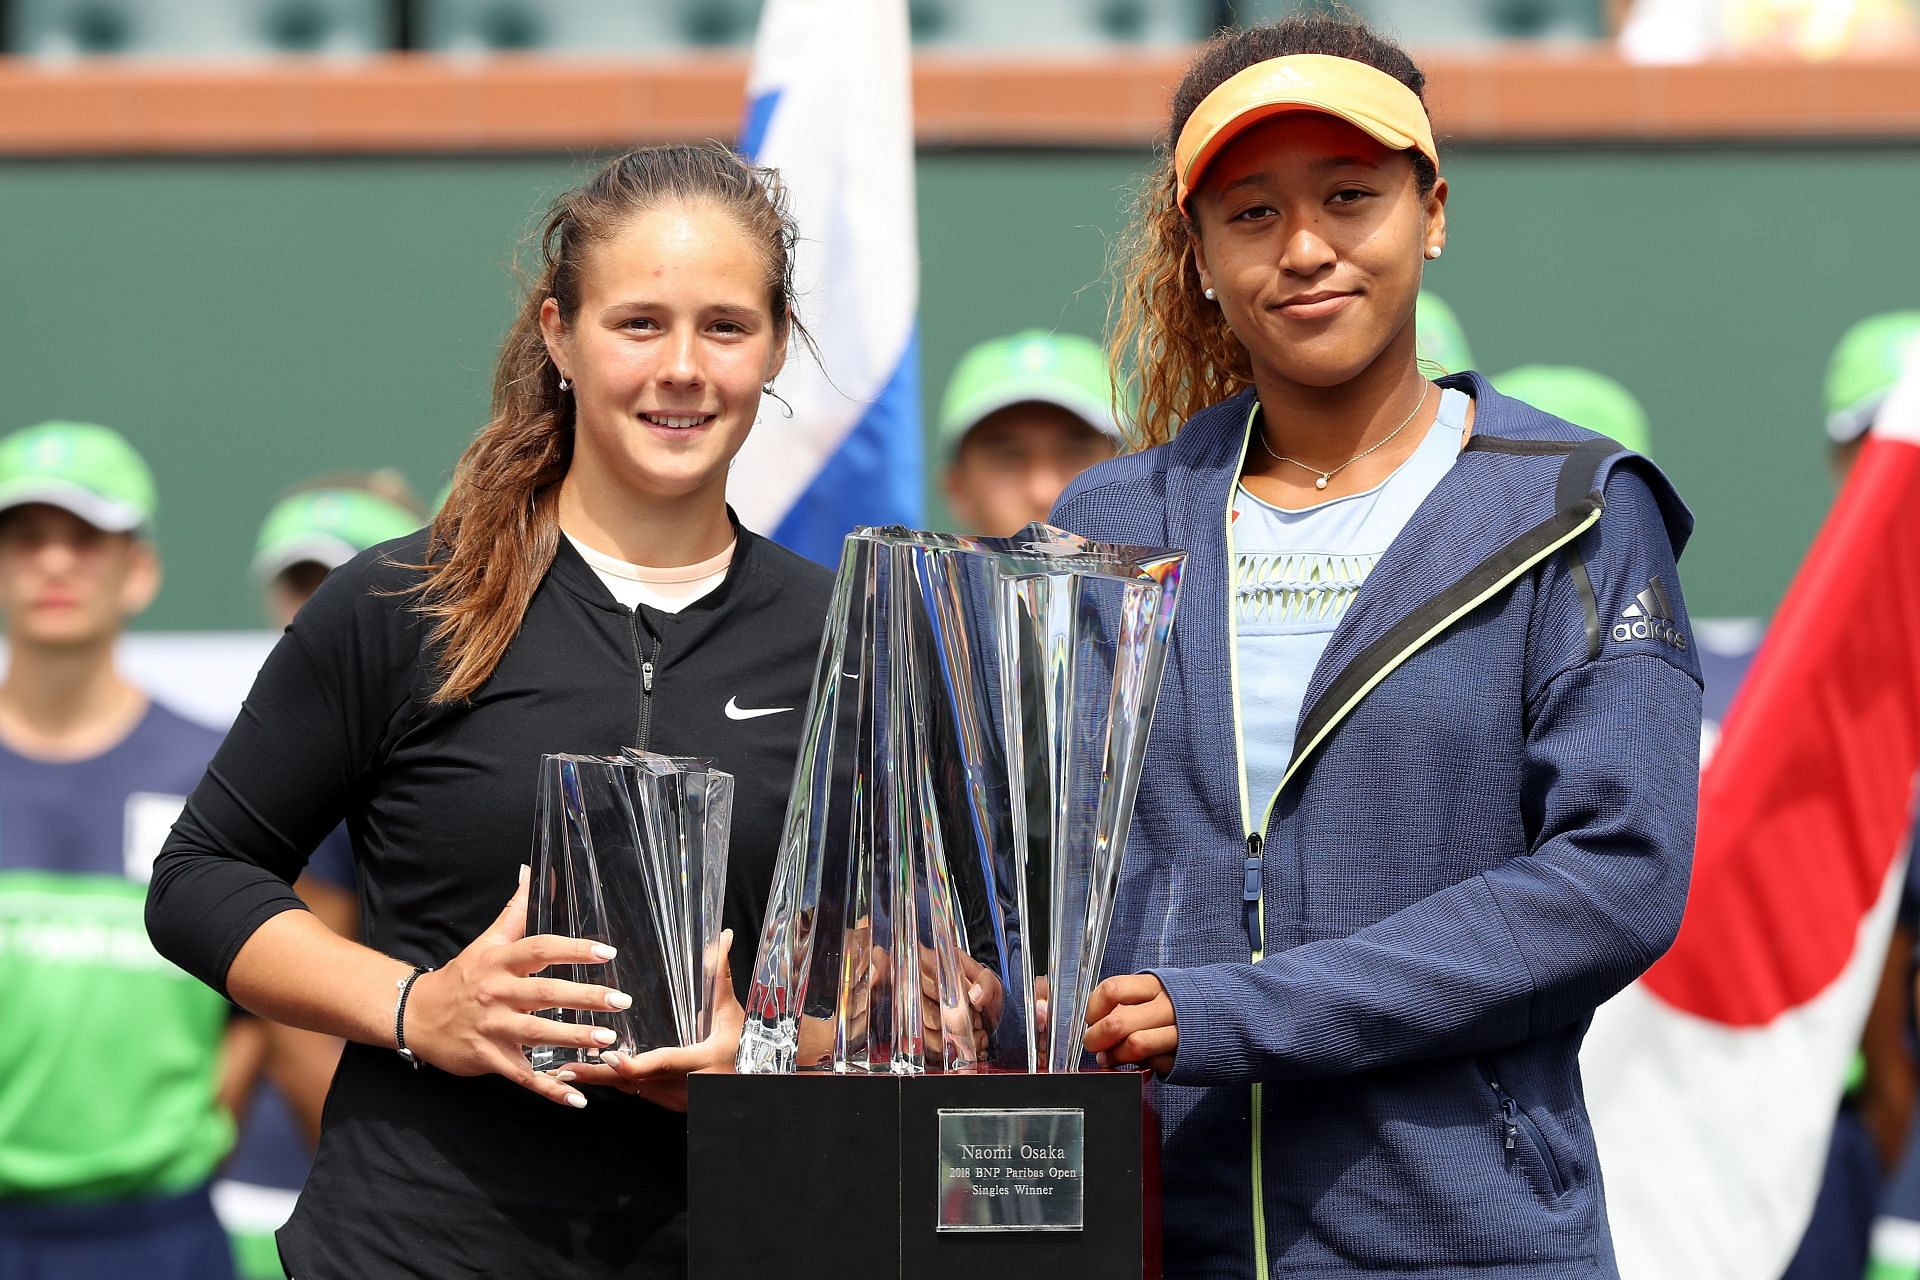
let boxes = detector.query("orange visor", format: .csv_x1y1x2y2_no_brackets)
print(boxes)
1174,54,1439,214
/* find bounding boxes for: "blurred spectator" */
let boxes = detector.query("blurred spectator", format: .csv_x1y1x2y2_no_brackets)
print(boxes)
249,471,421,937
253,472,422,631
1415,291,1476,375
0,422,236,1280
213,471,422,1280
1621,0,1919,62
1825,311,1920,480
939,330,1121,537
1492,365,1653,453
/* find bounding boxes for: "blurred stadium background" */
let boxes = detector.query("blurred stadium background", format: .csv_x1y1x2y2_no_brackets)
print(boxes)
0,0,1916,633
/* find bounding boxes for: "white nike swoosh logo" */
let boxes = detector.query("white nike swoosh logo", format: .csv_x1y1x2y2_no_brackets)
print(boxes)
725,697,793,721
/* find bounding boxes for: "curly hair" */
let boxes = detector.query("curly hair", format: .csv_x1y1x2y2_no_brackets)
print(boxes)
1108,15,1436,450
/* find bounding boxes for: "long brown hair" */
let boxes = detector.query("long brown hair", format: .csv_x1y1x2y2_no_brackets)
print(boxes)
1108,15,1437,450
413,142,805,704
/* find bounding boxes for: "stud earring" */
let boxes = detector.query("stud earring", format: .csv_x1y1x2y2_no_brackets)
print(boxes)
557,374,572,391
1425,246,1443,260
1203,287,1217,301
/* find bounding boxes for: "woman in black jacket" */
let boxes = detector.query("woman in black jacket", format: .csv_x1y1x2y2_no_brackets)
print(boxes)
145,142,833,1278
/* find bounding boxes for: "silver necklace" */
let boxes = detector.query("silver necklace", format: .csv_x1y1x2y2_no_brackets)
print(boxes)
1257,382,1432,490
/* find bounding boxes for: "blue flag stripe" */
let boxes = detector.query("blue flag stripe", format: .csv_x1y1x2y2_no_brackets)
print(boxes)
773,328,923,565
738,89,781,160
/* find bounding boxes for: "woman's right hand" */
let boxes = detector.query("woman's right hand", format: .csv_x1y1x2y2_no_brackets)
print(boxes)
401,865,631,1108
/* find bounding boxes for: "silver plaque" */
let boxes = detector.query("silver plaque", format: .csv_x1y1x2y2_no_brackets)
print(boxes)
936,1108,1086,1232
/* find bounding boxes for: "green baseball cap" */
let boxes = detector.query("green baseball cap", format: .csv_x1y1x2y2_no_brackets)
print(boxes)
937,330,1121,455
0,421,156,535
1416,292,1475,375
1496,365,1652,455
1824,311,1920,443
253,486,421,582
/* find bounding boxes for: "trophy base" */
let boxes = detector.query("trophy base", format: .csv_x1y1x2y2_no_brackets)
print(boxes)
688,1070,1160,1280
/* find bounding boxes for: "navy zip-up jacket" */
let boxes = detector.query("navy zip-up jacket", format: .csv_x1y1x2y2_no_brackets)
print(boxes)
1052,373,1702,1279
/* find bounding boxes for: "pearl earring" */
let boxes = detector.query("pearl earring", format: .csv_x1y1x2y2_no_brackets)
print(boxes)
1425,246,1442,260
1204,287,1217,301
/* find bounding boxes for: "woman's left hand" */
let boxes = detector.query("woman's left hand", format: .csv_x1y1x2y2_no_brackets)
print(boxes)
561,929,744,1112
1083,973,1178,1077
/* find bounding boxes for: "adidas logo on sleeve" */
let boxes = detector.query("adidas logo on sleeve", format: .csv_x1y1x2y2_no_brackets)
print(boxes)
1612,576,1688,651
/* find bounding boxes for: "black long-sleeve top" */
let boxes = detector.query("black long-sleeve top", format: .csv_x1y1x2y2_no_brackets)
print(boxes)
146,523,832,1279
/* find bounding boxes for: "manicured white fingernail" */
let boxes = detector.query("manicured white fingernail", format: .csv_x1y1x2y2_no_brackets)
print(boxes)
555,1071,576,1082
518,863,530,884
969,984,985,1005
600,1051,622,1066
592,1028,618,1045
606,990,633,1010
565,1092,587,1109
590,943,618,961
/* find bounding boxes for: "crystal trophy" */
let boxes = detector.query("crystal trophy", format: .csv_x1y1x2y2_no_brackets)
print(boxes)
736,522,1184,1076
525,749,732,1070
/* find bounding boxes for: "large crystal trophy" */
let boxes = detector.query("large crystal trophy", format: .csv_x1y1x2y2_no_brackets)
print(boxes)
736,523,1183,1078
524,749,731,1070
695,524,1182,1277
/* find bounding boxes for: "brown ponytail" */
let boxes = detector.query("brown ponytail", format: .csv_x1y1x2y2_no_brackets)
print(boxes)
410,141,806,704
1109,13,1436,450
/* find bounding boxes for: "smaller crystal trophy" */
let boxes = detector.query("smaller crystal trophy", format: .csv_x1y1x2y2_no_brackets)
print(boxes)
525,749,732,1070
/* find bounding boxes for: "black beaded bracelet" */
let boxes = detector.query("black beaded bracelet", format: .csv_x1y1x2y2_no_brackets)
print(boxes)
394,964,432,1069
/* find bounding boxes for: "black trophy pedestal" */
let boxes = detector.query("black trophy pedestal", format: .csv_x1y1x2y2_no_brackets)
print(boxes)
688,1070,1160,1279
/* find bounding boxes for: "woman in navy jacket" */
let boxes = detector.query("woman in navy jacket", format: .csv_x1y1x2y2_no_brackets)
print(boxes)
1056,16,1702,1279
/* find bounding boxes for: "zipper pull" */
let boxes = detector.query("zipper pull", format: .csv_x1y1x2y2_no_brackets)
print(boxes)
1243,834,1264,954
1492,1081,1519,1150
641,660,654,694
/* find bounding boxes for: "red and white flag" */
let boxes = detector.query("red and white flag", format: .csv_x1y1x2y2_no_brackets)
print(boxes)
1584,357,1920,1279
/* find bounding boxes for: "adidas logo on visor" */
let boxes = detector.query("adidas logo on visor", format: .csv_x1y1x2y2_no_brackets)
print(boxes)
1612,576,1688,651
